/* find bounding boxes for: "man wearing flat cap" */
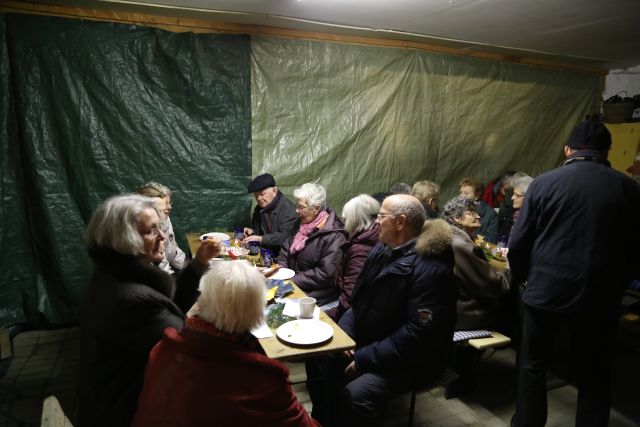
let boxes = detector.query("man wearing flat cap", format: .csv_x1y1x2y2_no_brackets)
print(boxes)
508,121,640,427
243,173,297,256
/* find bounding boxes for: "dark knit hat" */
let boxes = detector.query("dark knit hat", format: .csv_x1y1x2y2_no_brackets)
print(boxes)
247,173,276,193
567,121,611,150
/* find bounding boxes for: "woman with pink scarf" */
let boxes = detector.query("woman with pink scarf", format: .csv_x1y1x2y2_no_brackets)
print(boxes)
275,183,347,307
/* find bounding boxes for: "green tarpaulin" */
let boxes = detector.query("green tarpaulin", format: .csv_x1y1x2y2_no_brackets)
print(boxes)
0,14,251,327
0,13,599,327
251,36,598,207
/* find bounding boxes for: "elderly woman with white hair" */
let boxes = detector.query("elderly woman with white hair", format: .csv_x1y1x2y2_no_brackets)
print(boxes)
132,260,319,427
275,183,347,306
510,173,534,228
440,195,511,398
79,194,220,427
331,194,380,320
135,181,187,274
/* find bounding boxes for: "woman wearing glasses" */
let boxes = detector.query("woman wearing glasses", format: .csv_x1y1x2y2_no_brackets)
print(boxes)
79,194,221,427
275,183,347,307
510,174,534,228
441,195,511,399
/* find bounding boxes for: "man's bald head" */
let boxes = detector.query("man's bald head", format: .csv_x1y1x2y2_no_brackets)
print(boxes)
383,194,426,237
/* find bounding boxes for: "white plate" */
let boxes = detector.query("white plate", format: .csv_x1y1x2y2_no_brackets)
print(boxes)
276,319,333,346
200,232,230,242
270,268,295,280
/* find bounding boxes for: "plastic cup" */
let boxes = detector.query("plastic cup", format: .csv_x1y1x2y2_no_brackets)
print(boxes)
298,297,316,319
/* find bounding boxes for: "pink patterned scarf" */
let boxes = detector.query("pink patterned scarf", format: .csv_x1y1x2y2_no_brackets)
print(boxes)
290,210,329,254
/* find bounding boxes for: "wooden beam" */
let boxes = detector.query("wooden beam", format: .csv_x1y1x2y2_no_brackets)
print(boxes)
0,0,608,76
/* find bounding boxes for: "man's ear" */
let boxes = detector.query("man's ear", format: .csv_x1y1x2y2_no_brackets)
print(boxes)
396,214,408,230
563,146,573,158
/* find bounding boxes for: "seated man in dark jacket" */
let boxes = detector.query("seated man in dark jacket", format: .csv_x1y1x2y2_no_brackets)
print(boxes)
243,173,297,256
332,195,457,426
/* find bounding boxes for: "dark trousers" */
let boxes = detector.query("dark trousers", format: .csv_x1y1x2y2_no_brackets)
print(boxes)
514,304,618,427
307,356,414,427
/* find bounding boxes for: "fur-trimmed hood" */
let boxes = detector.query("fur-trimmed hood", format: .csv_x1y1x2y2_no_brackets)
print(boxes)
415,219,453,257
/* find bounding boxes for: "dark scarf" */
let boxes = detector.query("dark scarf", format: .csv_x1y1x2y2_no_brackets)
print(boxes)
88,245,176,299
260,191,283,233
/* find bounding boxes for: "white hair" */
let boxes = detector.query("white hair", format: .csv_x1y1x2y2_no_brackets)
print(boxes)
342,194,380,238
293,183,327,210
387,195,426,234
84,194,161,256
197,260,266,334
512,175,534,194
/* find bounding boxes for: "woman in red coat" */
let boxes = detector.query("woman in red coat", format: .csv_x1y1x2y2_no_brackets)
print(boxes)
332,194,380,320
132,260,319,427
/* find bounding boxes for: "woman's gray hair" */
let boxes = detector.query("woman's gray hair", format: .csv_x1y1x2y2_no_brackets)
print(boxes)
512,174,533,194
411,180,440,204
441,195,477,229
84,194,161,255
135,181,171,198
293,183,327,210
342,194,380,237
197,260,266,334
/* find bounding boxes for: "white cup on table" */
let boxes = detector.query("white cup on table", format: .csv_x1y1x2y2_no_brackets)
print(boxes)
298,297,316,319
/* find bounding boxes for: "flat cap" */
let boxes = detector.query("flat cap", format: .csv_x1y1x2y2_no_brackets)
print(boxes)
247,173,276,193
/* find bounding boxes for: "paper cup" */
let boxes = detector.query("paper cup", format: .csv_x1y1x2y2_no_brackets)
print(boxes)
299,297,316,319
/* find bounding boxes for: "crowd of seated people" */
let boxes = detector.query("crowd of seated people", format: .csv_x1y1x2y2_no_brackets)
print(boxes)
80,170,532,427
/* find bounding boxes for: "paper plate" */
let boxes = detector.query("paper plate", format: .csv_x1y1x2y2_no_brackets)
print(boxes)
200,232,231,242
276,319,333,346
270,267,295,281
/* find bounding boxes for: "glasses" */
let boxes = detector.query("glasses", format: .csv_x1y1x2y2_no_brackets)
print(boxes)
296,204,313,211
512,193,525,198
464,211,478,217
377,212,395,219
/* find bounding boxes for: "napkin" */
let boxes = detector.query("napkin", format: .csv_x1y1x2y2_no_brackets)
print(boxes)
251,322,273,339
282,299,320,319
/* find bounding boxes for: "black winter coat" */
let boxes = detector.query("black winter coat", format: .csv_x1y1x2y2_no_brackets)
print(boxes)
509,156,640,313
275,210,347,305
339,220,457,385
79,247,203,427
251,192,298,256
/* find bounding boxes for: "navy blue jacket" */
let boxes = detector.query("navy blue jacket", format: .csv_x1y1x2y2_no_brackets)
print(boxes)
508,156,640,313
339,219,457,384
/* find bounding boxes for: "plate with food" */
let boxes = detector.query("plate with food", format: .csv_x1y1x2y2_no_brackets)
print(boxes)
221,245,249,258
276,319,333,346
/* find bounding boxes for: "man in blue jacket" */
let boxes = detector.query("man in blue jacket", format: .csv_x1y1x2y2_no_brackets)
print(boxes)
508,121,640,427
336,194,457,426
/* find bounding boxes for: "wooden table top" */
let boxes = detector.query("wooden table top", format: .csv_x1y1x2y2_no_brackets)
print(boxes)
186,232,356,361
259,284,355,361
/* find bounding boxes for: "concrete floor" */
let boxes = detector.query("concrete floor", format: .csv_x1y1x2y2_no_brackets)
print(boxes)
1,314,639,427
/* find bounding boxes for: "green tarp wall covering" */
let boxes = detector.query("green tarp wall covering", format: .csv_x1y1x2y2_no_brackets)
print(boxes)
0,14,251,327
1,13,599,328
251,36,598,208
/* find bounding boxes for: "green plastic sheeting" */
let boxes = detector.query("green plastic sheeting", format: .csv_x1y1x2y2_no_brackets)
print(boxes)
0,14,252,327
251,36,598,208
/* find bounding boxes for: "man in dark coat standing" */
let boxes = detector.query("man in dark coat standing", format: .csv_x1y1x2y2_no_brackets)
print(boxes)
508,121,640,427
334,195,457,426
243,173,297,256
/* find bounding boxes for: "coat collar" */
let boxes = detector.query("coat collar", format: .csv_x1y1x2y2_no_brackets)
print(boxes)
415,219,453,257
88,246,176,299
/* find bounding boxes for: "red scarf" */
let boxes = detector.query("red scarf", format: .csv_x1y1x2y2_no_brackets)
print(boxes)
290,210,328,254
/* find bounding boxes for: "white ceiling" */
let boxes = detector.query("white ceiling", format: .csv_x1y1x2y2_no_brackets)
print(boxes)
32,0,640,69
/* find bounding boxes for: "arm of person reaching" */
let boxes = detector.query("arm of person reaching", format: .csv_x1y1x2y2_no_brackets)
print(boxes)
292,232,347,293
453,236,510,298
353,264,455,374
262,203,299,248
173,239,220,313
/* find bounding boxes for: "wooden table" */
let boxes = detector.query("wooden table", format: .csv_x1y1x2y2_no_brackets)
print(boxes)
260,284,355,361
186,232,232,258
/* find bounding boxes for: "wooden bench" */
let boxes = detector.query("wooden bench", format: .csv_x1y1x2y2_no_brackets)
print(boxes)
466,331,511,351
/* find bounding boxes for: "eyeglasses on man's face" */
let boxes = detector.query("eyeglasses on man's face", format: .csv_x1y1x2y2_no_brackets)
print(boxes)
512,192,525,199
376,212,395,219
